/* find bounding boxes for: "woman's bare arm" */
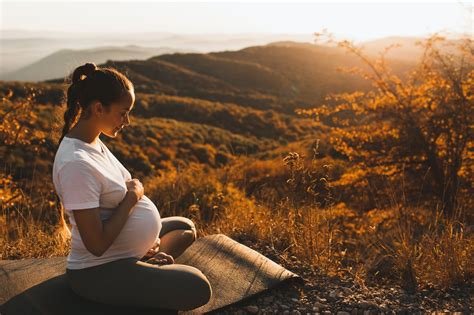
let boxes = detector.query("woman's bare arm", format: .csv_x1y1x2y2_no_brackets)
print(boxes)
72,179,144,257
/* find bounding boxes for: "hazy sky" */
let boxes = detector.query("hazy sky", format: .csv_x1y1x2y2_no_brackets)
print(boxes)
1,0,471,41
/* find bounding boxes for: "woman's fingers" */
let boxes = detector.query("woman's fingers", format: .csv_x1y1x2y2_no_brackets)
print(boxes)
146,257,168,265
159,252,174,264
154,252,175,264
145,252,174,265
165,253,174,264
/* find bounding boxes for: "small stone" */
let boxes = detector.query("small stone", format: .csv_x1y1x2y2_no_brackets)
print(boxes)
263,296,274,303
341,286,352,294
291,310,301,315
304,283,315,289
281,304,290,310
359,301,371,309
291,297,299,302
329,290,338,298
400,294,414,303
283,311,290,315
244,305,259,314
314,302,325,309
337,312,350,315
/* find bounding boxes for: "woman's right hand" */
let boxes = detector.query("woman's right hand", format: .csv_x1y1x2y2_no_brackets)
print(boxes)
125,178,144,202
145,252,174,265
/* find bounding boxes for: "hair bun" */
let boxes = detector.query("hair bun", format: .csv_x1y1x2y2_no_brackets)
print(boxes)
72,62,97,84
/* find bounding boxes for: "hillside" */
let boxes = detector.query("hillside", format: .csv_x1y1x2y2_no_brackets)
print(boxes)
0,31,314,78
1,45,193,81
43,41,415,113
359,35,465,61
0,80,322,179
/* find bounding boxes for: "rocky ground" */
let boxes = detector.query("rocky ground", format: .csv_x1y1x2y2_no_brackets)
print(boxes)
210,239,473,315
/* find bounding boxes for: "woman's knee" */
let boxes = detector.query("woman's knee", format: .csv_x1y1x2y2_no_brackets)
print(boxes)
196,271,212,305
181,217,197,240
183,229,196,245
172,265,212,310
185,218,197,242
160,216,197,240
182,268,213,310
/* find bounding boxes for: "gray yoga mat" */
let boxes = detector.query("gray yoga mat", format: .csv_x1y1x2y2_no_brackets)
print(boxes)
0,233,303,314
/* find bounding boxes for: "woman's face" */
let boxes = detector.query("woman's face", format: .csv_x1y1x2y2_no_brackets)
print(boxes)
101,89,135,137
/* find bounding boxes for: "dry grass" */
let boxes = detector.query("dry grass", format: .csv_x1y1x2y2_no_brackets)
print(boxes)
1,154,473,292
0,210,70,260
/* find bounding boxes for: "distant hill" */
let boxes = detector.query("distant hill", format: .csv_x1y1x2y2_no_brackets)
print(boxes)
46,41,414,113
1,45,194,82
0,30,314,78
0,37,432,177
359,35,464,61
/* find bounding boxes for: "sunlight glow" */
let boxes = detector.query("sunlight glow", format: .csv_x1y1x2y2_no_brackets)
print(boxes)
1,1,471,41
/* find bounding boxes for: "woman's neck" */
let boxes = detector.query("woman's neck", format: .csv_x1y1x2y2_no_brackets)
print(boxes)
66,118,101,145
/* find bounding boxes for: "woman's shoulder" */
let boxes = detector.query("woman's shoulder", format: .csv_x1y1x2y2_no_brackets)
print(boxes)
53,137,110,182
55,137,96,163
53,151,102,178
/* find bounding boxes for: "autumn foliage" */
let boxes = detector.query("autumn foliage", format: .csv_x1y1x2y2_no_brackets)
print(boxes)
298,33,473,219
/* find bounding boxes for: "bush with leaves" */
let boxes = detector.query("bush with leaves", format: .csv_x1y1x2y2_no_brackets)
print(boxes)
298,32,473,218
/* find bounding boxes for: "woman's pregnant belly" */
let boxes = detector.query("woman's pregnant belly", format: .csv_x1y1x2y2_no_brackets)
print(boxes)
99,195,163,259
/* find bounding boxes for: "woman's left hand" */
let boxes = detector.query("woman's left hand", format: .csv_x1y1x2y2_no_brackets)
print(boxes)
146,252,174,265
142,238,161,260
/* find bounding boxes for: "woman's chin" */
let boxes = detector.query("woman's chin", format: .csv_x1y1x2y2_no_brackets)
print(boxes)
103,129,120,137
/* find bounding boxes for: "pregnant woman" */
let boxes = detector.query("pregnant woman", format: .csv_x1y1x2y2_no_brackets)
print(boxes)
52,62,212,311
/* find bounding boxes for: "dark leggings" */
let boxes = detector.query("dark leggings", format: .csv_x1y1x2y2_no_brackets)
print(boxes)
66,216,212,311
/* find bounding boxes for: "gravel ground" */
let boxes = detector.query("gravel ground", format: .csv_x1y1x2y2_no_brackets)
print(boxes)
209,239,473,314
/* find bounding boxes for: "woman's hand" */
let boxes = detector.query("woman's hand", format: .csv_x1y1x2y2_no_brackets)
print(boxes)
142,239,161,260
146,252,174,265
125,178,144,201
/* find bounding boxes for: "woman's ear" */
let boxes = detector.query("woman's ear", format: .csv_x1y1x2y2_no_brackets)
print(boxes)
90,100,106,118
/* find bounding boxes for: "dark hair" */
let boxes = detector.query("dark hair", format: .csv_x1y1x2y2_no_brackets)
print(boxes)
58,62,134,146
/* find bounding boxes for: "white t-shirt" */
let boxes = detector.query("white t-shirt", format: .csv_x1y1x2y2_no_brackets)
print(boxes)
52,135,162,270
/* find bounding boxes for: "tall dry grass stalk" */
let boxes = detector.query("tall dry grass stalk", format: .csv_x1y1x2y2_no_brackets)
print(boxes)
1,161,70,259
360,173,473,292
414,205,473,288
